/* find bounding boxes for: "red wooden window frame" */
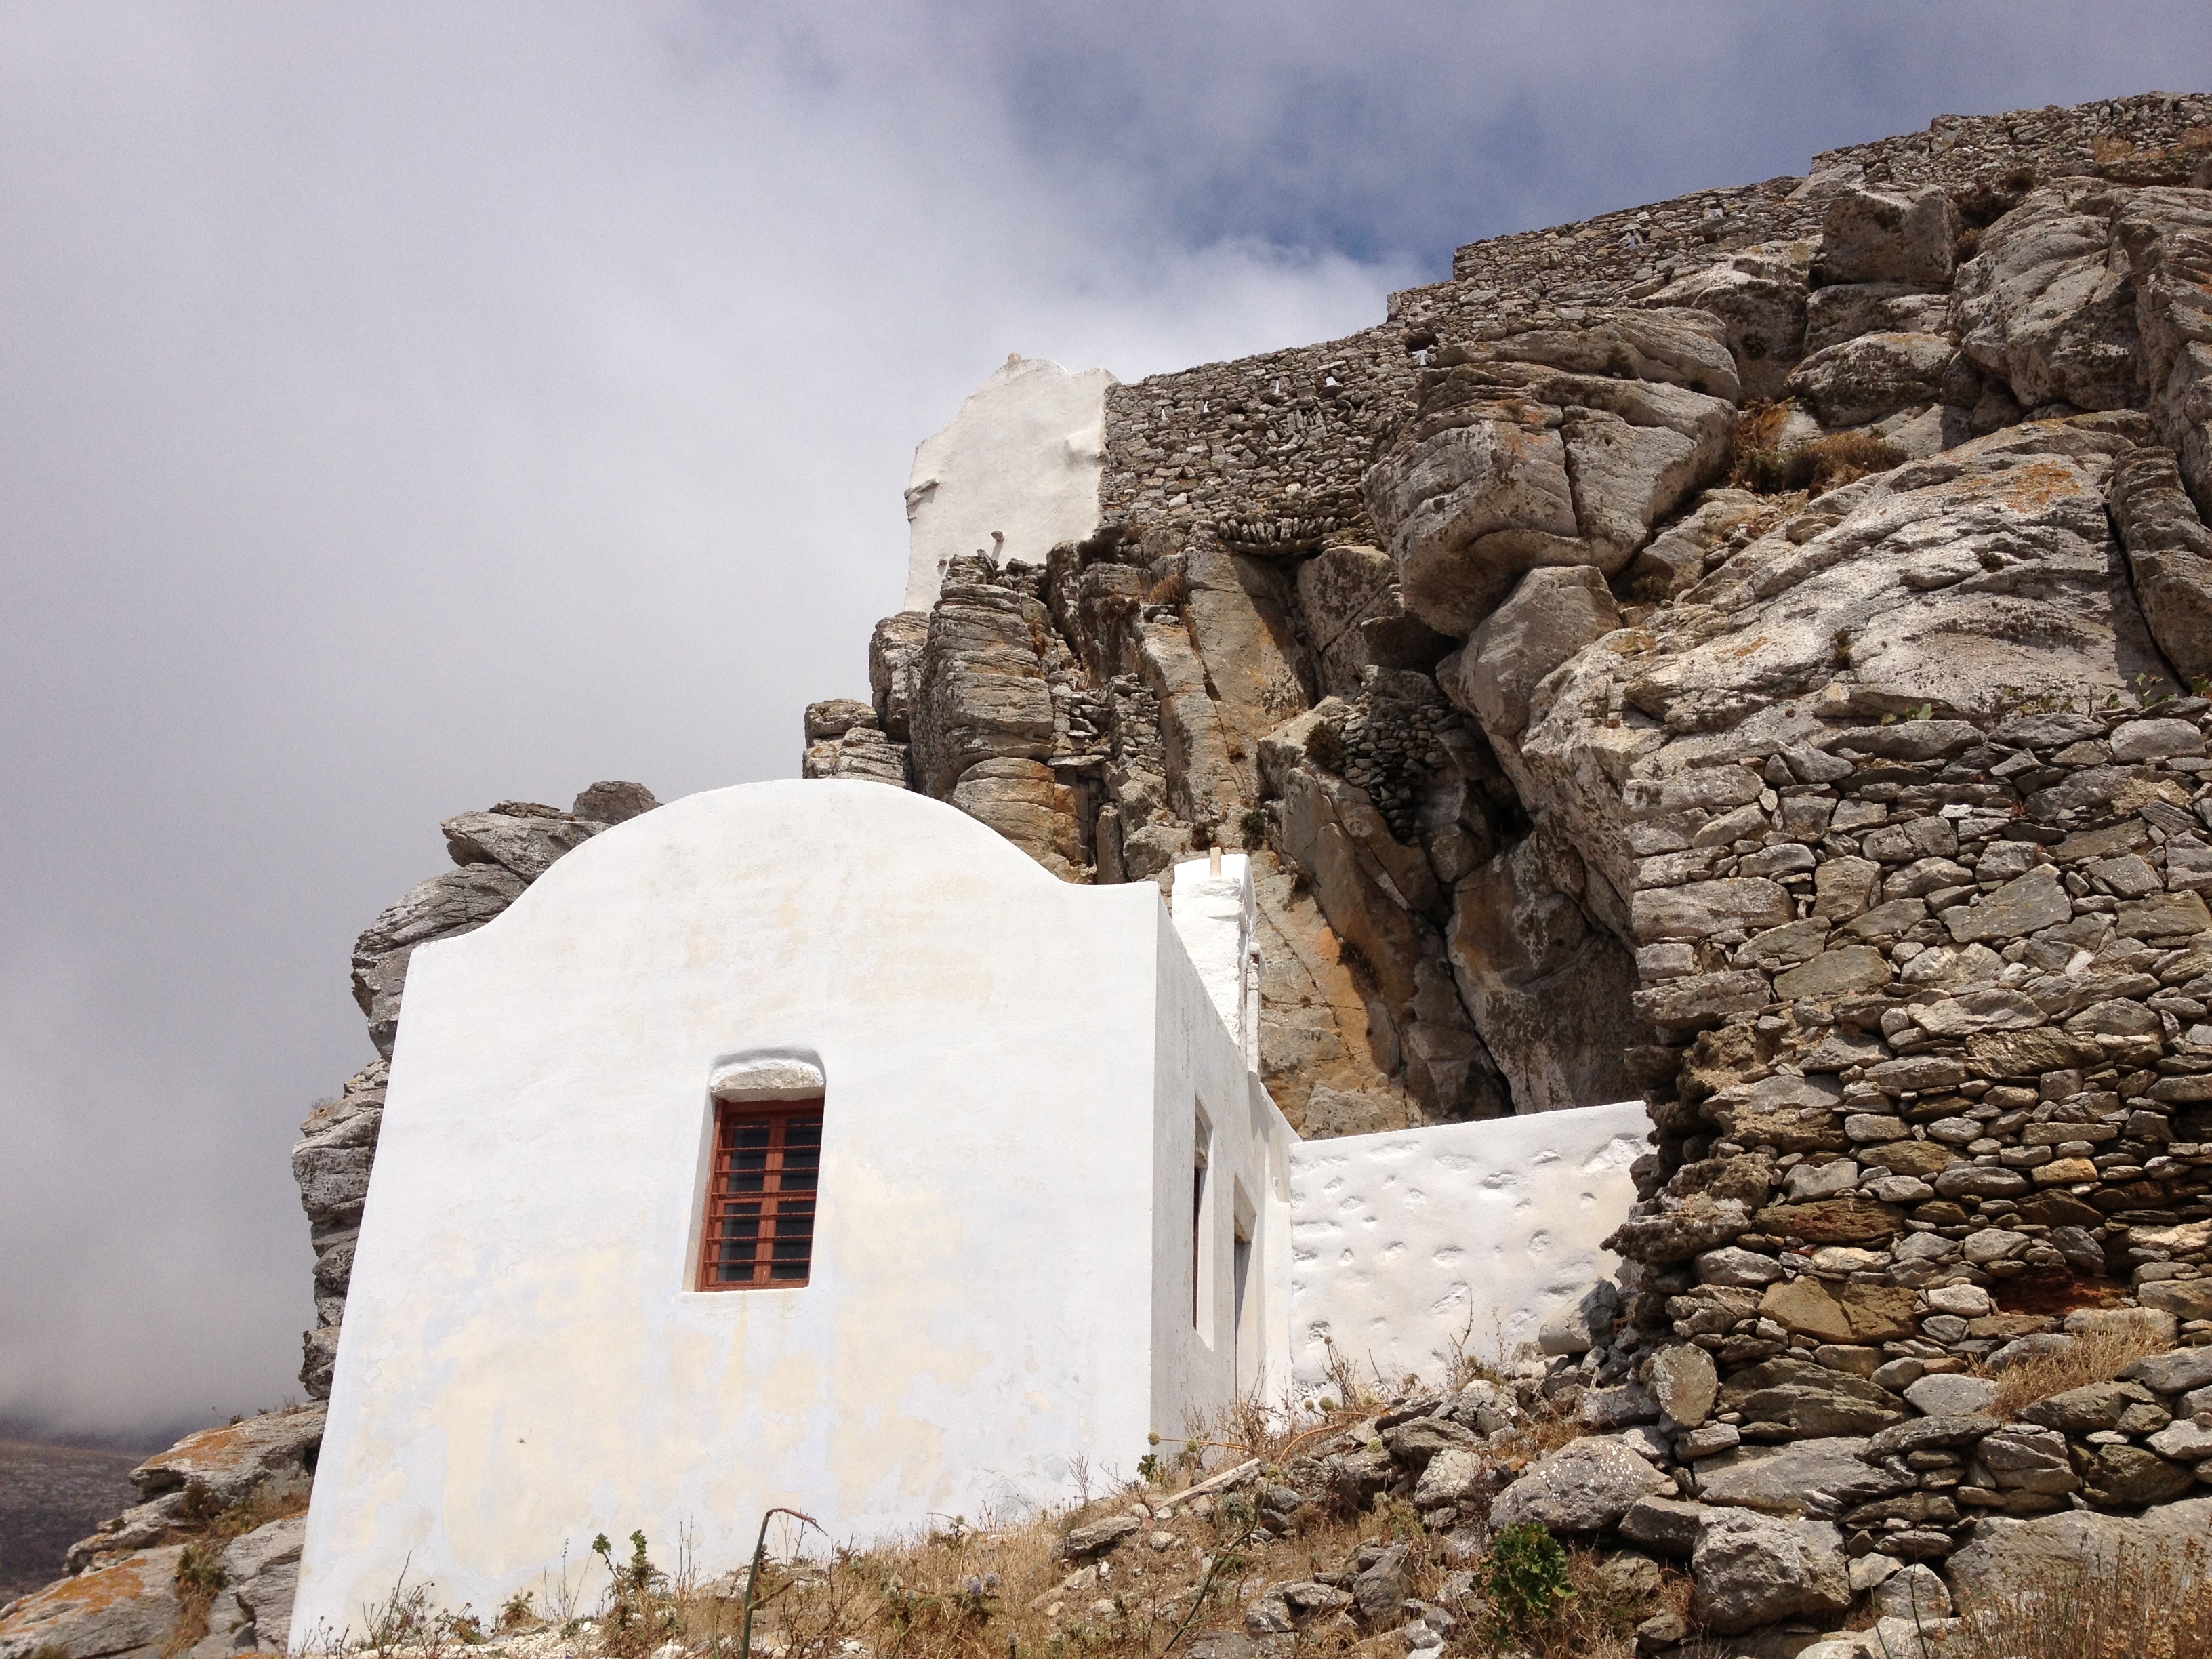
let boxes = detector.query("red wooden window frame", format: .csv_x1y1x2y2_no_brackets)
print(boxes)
698,1098,823,1290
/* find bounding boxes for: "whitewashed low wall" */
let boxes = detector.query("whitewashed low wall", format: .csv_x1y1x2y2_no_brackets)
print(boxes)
1287,1102,1649,1391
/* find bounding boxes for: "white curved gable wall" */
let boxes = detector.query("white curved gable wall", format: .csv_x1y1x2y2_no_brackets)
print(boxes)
292,782,1290,1645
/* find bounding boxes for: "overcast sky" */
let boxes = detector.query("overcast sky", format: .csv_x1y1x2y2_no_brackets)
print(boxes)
3,3,2206,1445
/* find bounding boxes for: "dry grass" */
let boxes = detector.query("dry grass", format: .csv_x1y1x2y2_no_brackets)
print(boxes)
1927,1538,2212,1659
331,1378,1665,1659
1980,1324,2171,1420
1738,432,1908,497
1143,572,1190,607
159,1483,314,1658
1732,401,1907,498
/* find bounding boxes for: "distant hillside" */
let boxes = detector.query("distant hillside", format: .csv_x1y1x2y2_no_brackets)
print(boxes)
0,1440,148,1604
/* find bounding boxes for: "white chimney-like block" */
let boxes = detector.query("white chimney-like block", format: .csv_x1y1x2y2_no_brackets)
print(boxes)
1170,850,1261,1070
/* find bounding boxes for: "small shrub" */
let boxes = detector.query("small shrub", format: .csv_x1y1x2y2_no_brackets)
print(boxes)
1486,1521,1574,1634
592,1530,675,1657
1732,444,1793,494
1144,571,1190,607
1303,720,1346,773
1732,410,1906,497
1237,808,1268,850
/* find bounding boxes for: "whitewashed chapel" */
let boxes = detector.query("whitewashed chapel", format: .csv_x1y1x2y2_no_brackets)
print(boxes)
291,769,1641,1641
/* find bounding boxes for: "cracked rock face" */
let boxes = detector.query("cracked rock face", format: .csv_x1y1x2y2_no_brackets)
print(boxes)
1366,310,1738,635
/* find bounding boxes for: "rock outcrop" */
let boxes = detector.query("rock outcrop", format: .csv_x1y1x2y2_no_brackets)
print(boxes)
807,93,2212,1152
316,781,658,1391
781,87,2212,1650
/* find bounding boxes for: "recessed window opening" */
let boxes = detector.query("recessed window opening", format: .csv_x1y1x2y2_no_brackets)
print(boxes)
1231,1223,1252,1342
1192,1105,1214,1334
1232,1183,1256,1383
699,1097,822,1290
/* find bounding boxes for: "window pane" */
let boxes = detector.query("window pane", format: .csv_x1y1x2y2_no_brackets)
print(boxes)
728,1132,771,1190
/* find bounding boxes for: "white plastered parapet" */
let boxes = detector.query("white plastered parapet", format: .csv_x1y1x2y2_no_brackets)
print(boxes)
1168,851,1261,1071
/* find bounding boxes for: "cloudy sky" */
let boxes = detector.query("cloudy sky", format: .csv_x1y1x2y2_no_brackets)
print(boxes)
3,3,2205,1444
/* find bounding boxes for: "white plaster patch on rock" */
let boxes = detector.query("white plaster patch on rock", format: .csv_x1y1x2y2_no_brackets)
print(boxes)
1286,1101,1648,1387
903,355,1118,611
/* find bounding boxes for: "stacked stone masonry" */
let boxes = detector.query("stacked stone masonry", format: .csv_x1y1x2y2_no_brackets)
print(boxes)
1100,92,2212,545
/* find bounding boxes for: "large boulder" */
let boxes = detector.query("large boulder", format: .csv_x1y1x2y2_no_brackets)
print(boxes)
1804,283,1954,356
1446,818,1652,1115
867,611,930,739
349,863,525,1055
1641,242,1813,400
1294,544,1451,696
439,801,599,882
909,571,1062,798
221,1516,306,1652
1444,565,1620,747
2116,186,2212,514
1954,182,2142,413
1366,309,1737,635
129,1406,325,1509
570,780,658,824
0,1544,185,1659
804,724,909,785
1689,1509,1851,1635
1944,1496,2212,1616
1689,1436,1909,1517
1488,1436,1673,1533
2108,444,2212,678
1817,183,1960,287
1786,332,1958,430
1716,1354,1907,1437
949,758,1085,879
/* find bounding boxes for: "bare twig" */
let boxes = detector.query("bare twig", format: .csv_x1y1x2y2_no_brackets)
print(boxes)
739,1507,823,1659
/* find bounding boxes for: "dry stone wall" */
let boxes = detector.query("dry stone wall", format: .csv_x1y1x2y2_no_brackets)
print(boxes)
1100,94,2212,550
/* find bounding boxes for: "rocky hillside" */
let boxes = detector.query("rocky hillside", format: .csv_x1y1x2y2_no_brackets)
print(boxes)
12,88,2212,1659
794,86,2212,1652
808,94,2212,1151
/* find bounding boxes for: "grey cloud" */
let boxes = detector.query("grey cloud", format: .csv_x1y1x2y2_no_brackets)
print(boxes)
1,0,2200,1437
